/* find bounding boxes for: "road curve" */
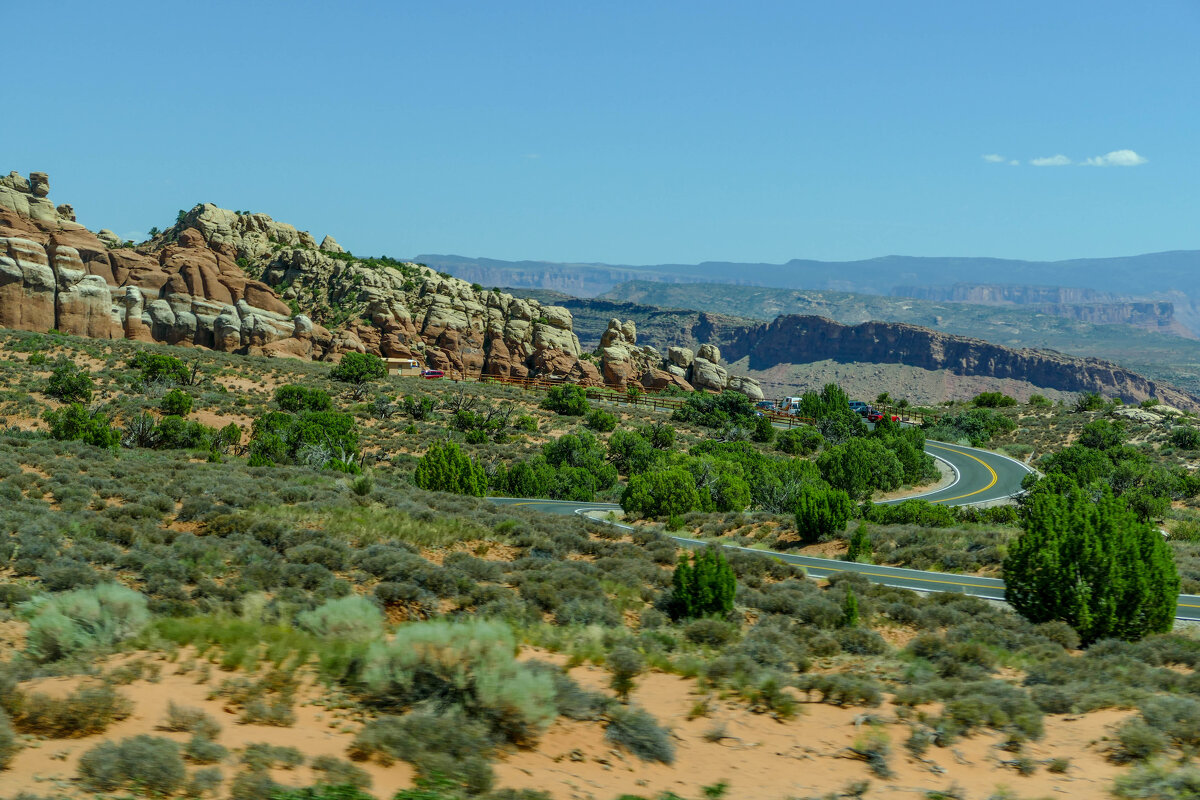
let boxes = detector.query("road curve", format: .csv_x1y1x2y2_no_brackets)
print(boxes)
488,442,1200,621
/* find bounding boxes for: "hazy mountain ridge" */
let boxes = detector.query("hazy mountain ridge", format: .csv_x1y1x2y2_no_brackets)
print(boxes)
418,250,1200,301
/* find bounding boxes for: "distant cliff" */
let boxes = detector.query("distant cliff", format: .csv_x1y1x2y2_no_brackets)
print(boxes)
709,314,1200,411
891,284,1189,337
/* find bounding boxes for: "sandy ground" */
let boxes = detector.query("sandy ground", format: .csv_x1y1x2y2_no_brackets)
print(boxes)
1,649,1135,800
496,660,1131,800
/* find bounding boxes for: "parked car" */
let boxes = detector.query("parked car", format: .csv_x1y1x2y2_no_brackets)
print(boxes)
866,410,899,423
421,369,445,379
848,400,869,414
755,400,776,411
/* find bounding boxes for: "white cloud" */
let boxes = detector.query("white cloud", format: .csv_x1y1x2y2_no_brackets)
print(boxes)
1009,160,1019,166
982,154,1005,163
1083,149,1147,167
1030,154,1072,167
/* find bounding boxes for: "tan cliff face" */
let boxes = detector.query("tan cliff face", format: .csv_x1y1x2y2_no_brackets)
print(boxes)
711,313,1200,411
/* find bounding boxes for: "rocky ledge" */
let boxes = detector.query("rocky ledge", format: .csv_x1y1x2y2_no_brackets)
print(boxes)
0,171,758,395
711,314,1200,411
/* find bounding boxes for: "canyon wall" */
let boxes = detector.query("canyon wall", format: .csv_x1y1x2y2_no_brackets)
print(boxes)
711,314,1200,411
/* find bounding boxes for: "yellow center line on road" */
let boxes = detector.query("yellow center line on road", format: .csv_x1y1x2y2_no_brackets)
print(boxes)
784,561,998,588
925,443,998,504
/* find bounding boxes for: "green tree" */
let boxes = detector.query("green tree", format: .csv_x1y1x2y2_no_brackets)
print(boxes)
160,388,193,417
667,548,736,621
751,414,776,443
42,404,120,448
585,408,618,432
248,410,359,468
795,484,854,543
493,457,555,498
413,441,487,497
1170,426,1200,450
330,352,387,384
640,422,676,450
1079,419,1126,451
621,466,700,519
817,439,903,500
540,384,590,416
607,430,660,475
129,352,190,385
274,384,334,412
846,523,872,562
672,390,757,429
841,588,860,627
777,427,823,456
973,391,1016,408
542,432,617,490
1004,487,1178,644
45,363,94,403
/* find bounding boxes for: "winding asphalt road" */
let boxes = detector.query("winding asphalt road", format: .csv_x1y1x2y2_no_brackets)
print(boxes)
489,441,1200,621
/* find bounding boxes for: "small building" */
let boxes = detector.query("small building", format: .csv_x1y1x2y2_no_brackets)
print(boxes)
386,358,420,375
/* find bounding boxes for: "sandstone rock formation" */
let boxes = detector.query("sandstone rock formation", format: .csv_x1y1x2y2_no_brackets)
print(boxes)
0,171,601,383
715,314,1200,411
595,318,762,397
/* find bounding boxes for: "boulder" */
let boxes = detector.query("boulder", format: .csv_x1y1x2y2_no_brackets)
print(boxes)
727,375,765,401
97,229,122,248
1,172,30,193
55,204,75,221
689,357,729,392
528,347,579,378
541,305,573,330
29,172,49,198
599,318,629,348
603,357,635,387
667,346,694,369
697,343,721,363
566,358,603,385
319,235,344,253
1113,407,1162,424
0,186,31,217
639,368,693,392
27,197,58,223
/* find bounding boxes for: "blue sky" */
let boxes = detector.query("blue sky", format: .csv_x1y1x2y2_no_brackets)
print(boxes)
7,1,1198,264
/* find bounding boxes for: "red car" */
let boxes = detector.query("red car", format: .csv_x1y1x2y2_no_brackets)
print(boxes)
421,369,445,379
867,411,899,423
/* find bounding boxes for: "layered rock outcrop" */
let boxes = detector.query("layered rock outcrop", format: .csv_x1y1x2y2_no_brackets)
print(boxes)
716,314,1199,411
0,171,601,383
595,319,763,398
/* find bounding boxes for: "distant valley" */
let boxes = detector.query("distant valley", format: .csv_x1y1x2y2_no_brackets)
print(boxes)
509,282,1200,399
